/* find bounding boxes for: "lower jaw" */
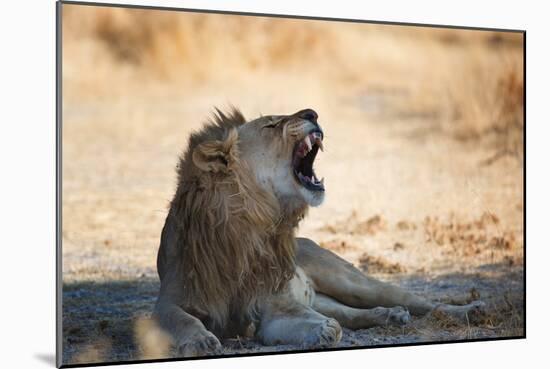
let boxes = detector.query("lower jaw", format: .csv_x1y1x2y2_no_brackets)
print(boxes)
295,180,324,192
300,188,325,207
303,185,324,192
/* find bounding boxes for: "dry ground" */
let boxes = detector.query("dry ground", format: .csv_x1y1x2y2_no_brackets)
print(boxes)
61,5,524,365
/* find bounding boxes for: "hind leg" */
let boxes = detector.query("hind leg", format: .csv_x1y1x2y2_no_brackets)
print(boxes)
297,238,485,320
313,293,411,329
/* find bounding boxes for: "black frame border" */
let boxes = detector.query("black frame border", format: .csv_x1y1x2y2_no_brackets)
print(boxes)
56,1,63,368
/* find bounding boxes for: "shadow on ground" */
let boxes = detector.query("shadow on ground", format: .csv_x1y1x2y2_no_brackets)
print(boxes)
62,263,524,365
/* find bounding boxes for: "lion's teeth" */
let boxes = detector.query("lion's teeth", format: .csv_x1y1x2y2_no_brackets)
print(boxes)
304,136,312,151
317,139,324,152
298,172,310,183
311,132,324,151
320,177,325,185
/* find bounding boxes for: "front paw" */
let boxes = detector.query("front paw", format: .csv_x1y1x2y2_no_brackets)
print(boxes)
303,318,342,348
176,330,222,357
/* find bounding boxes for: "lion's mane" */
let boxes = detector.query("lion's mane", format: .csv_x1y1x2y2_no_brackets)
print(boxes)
162,109,302,335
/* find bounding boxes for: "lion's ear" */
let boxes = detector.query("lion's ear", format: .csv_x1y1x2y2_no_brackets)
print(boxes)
192,129,239,173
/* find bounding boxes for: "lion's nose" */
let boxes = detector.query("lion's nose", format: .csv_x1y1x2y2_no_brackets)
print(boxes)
295,108,318,123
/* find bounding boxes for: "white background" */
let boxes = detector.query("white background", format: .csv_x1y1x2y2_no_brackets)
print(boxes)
0,0,547,368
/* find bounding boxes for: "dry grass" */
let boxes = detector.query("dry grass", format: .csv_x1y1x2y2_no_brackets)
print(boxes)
61,4,524,365
358,254,407,274
321,213,387,236
422,212,521,259
62,4,523,155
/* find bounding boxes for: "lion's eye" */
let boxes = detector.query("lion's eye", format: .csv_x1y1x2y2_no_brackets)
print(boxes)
263,121,280,129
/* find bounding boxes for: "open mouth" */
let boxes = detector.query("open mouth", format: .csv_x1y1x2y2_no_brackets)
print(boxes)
292,130,325,191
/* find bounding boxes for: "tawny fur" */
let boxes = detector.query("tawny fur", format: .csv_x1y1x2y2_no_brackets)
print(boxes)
159,109,299,335
154,107,485,355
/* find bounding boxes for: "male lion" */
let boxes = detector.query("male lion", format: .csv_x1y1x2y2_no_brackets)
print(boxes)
154,108,484,356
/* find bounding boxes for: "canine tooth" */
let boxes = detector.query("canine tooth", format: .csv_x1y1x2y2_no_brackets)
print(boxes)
304,135,312,151
320,177,325,185
316,138,324,152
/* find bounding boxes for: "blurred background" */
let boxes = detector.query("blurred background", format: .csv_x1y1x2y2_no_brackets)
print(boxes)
61,4,524,365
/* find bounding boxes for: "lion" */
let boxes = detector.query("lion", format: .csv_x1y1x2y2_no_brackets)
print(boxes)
153,108,485,356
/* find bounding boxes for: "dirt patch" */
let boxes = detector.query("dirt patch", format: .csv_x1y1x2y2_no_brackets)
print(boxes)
62,264,523,365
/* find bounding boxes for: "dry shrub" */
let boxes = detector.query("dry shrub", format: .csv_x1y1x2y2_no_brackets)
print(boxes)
93,8,163,65
63,5,524,159
428,308,466,329
320,212,387,236
405,288,523,342
320,239,354,253
393,242,405,250
449,52,524,157
442,287,481,306
479,292,524,336
443,291,524,337
371,29,524,158
63,5,338,82
355,215,387,235
358,253,406,274
396,220,417,231
422,212,519,259
444,48,524,159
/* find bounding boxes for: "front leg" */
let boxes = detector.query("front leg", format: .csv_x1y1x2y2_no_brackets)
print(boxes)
257,290,342,348
153,298,221,357
153,270,221,357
